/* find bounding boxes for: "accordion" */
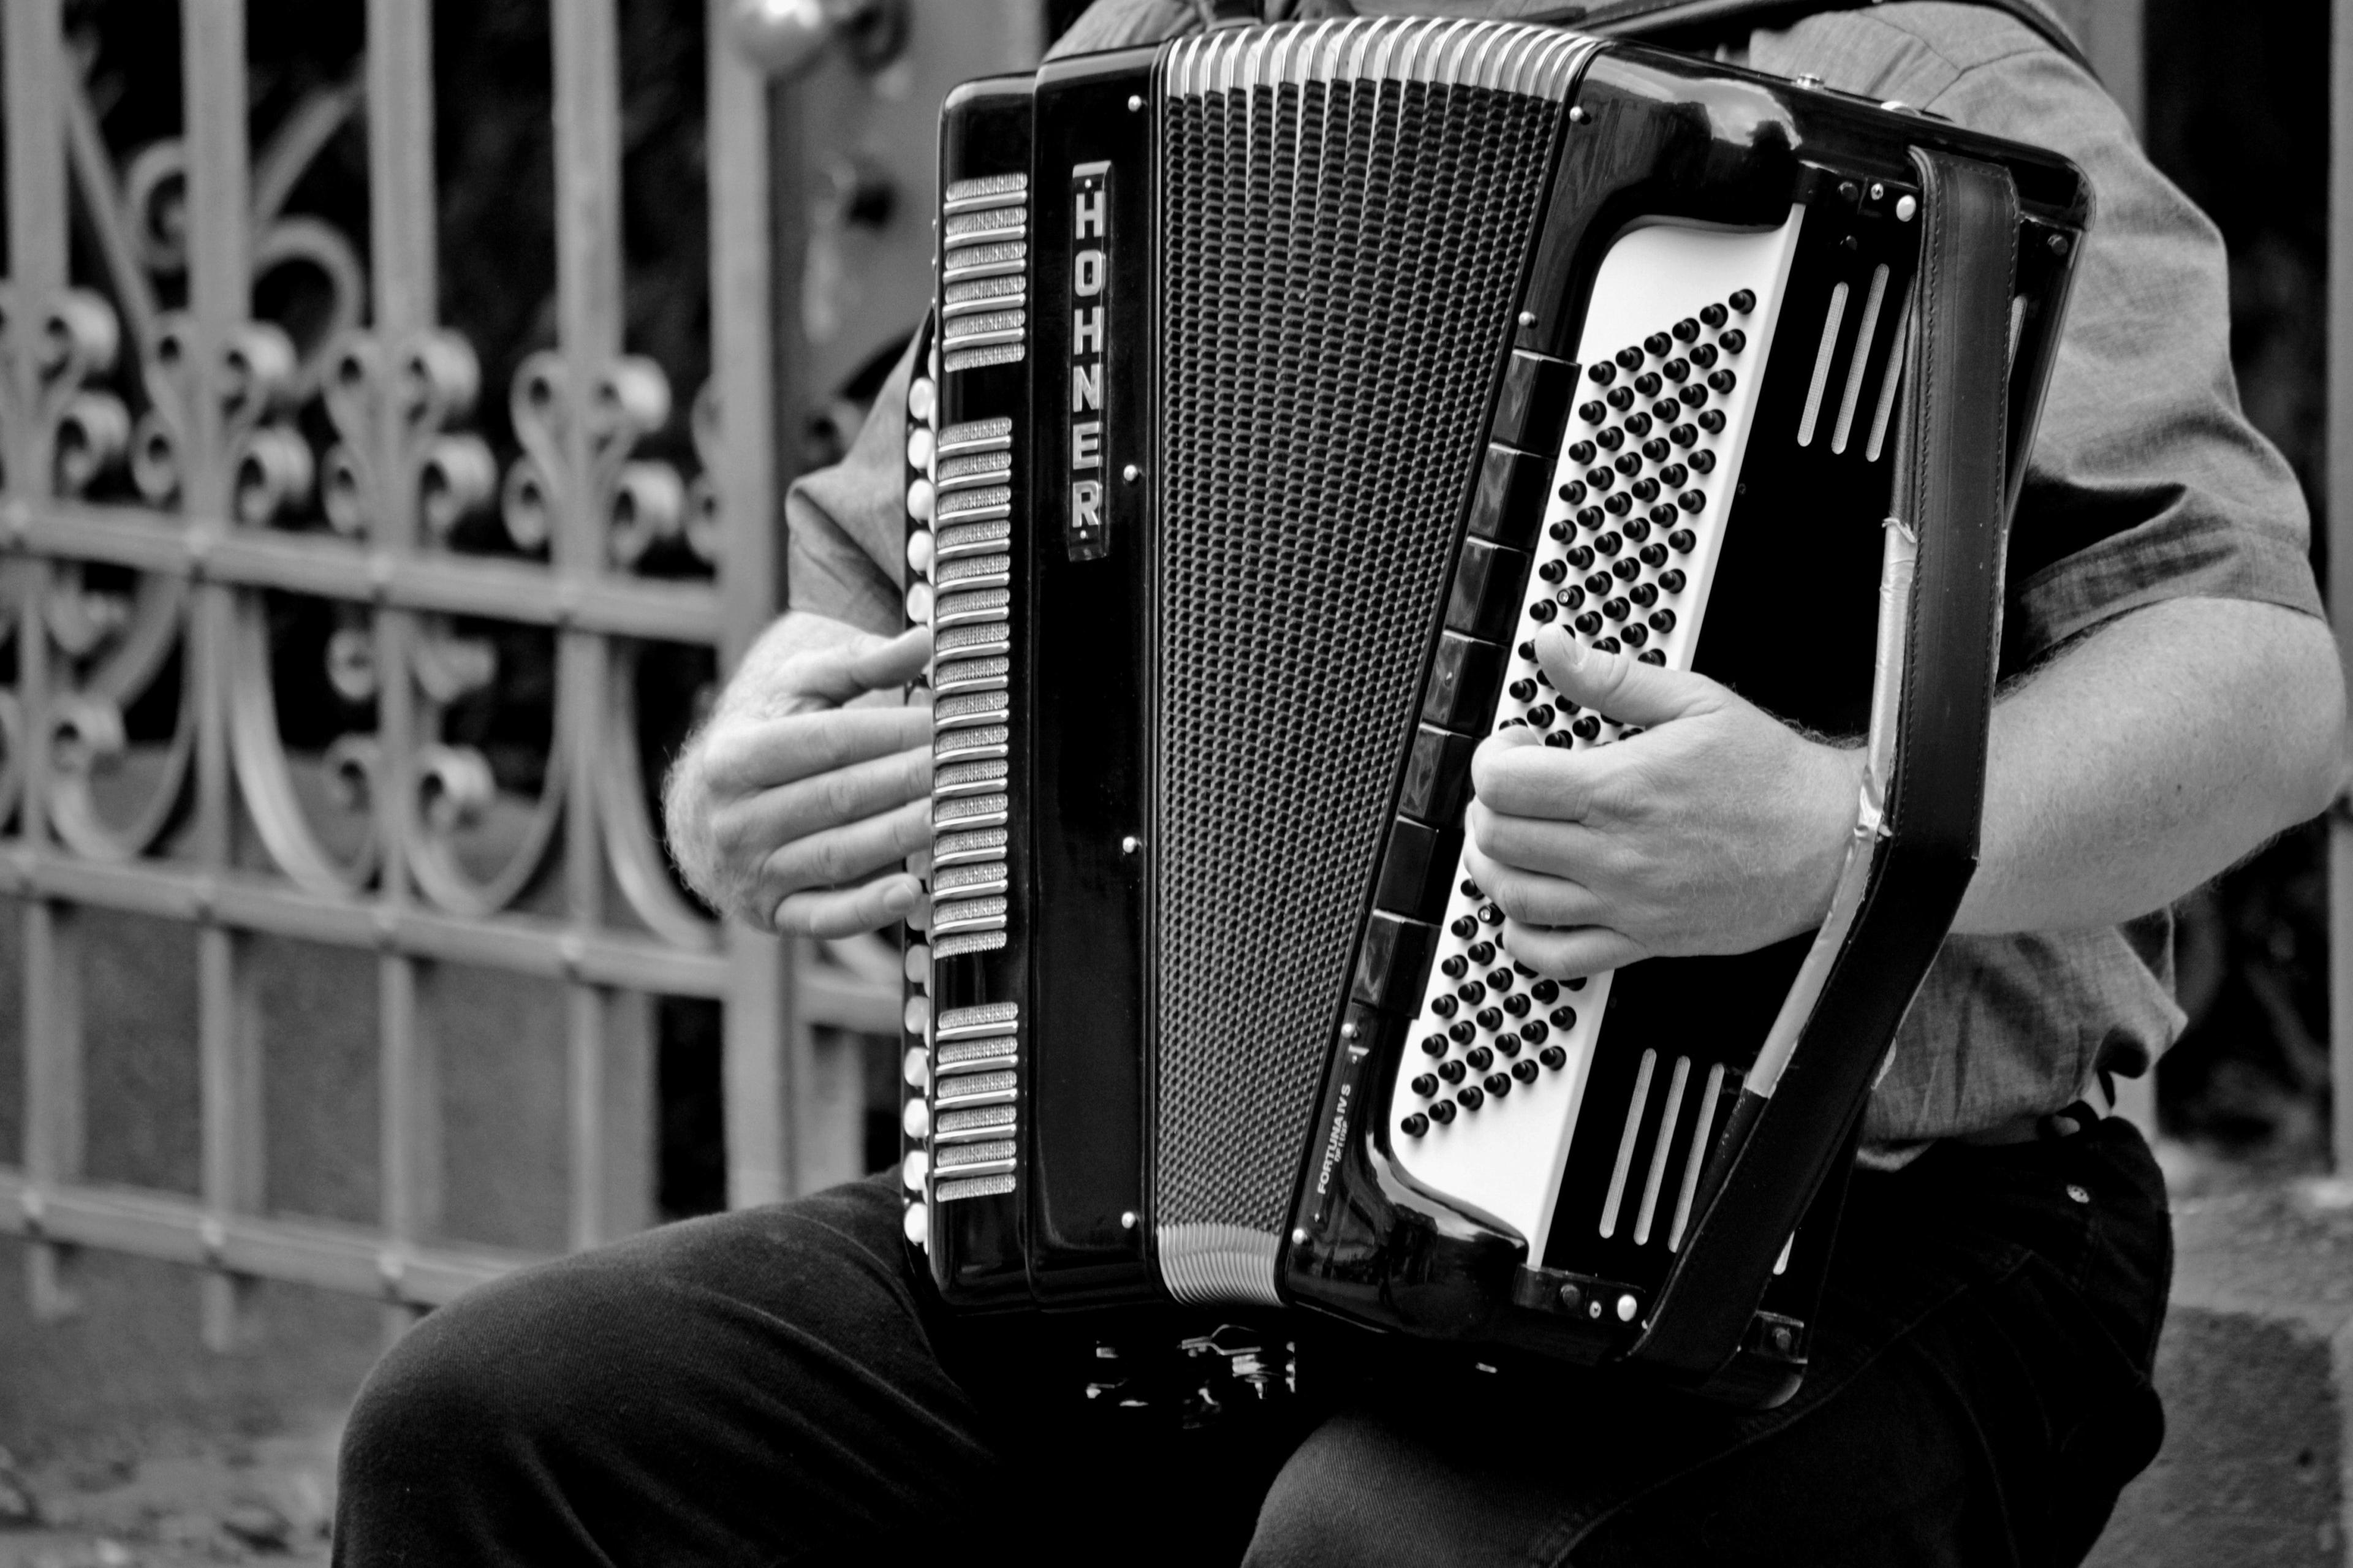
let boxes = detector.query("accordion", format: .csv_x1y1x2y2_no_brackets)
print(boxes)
895,17,2085,1404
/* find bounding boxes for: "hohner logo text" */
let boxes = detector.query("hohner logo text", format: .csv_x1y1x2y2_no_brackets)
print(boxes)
1067,162,1111,561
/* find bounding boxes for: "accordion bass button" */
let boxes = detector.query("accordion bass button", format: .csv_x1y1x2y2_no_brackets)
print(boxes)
903,1202,928,1247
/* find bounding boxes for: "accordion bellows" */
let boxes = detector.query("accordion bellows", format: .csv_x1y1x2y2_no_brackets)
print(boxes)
899,17,2088,1403
1156,25,1591,1305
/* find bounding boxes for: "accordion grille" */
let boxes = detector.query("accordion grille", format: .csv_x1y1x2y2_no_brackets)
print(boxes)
1152,24,1571,1303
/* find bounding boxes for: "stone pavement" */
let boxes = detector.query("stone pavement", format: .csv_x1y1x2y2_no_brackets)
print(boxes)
2090,1174,2353,1567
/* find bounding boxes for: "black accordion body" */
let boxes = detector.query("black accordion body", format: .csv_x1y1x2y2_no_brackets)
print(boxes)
896,17,2086,1404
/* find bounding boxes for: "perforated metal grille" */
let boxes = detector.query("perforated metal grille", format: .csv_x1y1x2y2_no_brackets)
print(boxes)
1152,31,1568,1295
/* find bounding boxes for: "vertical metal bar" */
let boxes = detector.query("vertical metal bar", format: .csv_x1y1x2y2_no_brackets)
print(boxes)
710,0,788,1208
182,0,258,1351
2330,0,2353,1175
551,0,624,1247
365,0,440,1338
6,0,85,1321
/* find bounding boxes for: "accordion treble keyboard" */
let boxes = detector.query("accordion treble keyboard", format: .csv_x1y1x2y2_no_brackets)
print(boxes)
899,17,2088,1401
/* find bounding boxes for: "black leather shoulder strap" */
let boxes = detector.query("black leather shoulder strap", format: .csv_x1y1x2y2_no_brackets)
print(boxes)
1625,146,2021,1387
1573,0,2094,76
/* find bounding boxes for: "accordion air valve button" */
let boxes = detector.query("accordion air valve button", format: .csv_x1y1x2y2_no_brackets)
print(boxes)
1617,1293,1640,1324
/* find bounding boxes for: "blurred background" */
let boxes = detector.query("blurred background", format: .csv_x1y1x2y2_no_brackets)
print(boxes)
0,0,2338,1562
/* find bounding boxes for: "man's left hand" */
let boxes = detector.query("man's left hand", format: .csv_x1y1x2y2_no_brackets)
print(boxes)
1463,623,1861,980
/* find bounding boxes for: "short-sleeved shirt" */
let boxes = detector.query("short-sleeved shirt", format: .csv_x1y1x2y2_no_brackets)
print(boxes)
782,0,2325,1149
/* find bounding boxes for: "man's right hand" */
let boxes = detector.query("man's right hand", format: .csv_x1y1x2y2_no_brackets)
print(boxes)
663,616,933,937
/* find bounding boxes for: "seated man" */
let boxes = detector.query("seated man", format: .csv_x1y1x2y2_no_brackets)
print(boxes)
332,2,2344,1563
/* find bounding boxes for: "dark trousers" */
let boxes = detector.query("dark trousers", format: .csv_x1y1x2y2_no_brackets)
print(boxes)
333,1119,2169,1566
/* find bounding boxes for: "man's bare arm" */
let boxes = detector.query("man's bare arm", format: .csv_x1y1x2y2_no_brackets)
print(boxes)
1952,596,2343,934
1465,597,2346,976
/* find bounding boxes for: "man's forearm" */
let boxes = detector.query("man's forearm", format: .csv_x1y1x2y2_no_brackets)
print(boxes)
1952,596,2345,935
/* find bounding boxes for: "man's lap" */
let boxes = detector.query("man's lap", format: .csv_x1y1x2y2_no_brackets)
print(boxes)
335,1121,2167,1567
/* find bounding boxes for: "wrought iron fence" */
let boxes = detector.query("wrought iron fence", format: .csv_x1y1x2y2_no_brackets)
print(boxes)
0,0,1034,1348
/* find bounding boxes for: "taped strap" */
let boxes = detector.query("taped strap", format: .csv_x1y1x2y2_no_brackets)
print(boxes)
1627,148,2021,1385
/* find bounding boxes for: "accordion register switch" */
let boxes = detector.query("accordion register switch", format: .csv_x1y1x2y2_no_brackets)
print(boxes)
896,15,2086,1405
